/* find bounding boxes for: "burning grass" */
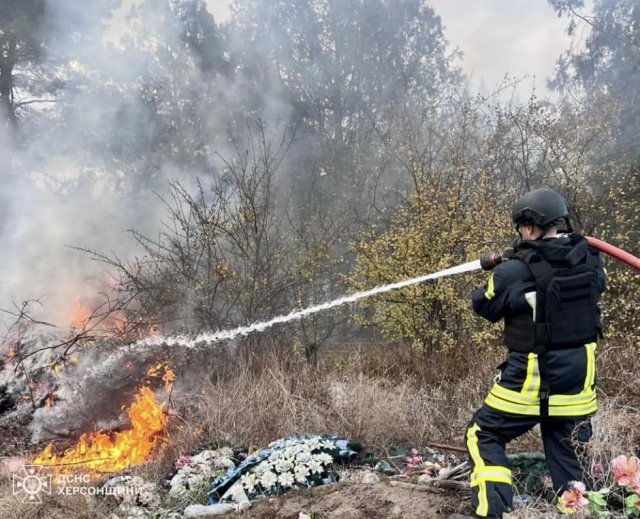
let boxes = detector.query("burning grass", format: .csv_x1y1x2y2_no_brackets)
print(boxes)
33,364,174,474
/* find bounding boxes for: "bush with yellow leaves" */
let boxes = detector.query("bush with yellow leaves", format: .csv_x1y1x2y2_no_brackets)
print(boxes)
349,183,513,354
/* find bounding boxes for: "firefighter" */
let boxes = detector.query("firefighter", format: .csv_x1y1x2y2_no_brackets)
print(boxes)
463,188,606,518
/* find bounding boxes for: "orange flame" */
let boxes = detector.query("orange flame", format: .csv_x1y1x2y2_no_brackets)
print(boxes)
146,363,176,391
34,385,169,473
70,297,93,330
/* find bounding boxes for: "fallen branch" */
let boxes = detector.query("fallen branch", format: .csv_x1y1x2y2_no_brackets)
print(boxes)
438,461,471,480
427,441,467,454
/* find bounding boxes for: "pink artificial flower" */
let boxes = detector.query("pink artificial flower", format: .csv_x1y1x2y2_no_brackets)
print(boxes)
405,454,423,467
175,455,192,470
557,482,589,515
611,455,640,488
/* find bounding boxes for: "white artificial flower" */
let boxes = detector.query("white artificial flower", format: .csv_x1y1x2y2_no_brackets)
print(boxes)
168,483,186,497
288,444,303,456
275,459,293,473
307,459,323,474
268,451,280,463
255,462,271,475
260,470,278,488
215,447,234,459
294,465,310,483
214,456,235,469
320,439,336,450
240,473,258,493
315,452,334,466
278,472,295,488
296,452,313,464
305,438,321,451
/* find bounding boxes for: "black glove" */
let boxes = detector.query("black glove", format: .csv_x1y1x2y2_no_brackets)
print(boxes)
501,236,521,261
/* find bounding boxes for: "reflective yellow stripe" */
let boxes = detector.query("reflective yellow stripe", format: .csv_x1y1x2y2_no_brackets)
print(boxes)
471,465,512,486
584,343,596,391
466,423,484,469
491,384,538,405
549,391,595,405
488,381,597,417
466,424,489,517
478,480,488,516
473,474,512,486
485,393,540,415
484,274,495,300
522,353,540,397
549,400,597,417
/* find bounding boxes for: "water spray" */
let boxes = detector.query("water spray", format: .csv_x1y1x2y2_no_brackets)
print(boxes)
137,260,482,348
136,236,638,349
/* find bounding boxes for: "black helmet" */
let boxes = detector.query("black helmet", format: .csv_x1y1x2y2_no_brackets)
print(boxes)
512,188,570,228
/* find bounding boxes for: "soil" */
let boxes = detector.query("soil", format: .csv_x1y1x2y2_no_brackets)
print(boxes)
232,481,469,519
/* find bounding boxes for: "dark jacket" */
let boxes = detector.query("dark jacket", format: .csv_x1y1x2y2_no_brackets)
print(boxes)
471,234,606,418
472,235,606,328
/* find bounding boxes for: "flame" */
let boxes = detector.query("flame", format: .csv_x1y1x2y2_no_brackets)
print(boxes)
70,297,93,330
34,385,169,473
146,362,176,392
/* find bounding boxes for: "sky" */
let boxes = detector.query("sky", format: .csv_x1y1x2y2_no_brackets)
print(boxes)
206,0,586,98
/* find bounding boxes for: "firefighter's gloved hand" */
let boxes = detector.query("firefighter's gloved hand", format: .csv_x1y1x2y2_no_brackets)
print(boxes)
502,237,521,261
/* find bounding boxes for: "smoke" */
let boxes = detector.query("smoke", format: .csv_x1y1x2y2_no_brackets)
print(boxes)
28,346,165,443
0,0,238,329
0,0,461,333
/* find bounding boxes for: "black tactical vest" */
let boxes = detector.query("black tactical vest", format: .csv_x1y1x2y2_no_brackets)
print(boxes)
504,235,602,354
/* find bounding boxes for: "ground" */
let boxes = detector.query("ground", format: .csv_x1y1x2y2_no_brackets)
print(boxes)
231,482,465,519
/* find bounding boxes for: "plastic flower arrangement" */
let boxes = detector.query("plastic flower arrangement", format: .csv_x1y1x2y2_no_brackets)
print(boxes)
237,436,339,498
168,448,235,503
404,448,441,477
557,455,640,517
209,435,361,504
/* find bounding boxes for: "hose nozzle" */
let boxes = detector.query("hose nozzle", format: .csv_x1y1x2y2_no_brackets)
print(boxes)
480,252,503,271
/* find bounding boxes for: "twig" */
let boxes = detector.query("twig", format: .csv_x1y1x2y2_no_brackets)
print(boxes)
438,461,470,480
427,441,467,454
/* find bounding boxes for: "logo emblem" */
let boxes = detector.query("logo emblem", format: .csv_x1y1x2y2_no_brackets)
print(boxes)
13,465,52,503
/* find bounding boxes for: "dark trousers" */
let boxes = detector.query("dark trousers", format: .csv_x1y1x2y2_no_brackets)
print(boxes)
466,405,592,518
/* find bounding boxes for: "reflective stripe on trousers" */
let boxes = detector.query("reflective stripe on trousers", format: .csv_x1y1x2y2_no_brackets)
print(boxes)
466,423,512,517
484,343,597,418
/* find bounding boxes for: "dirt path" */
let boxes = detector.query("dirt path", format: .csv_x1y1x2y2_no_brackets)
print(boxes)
234,481,468,519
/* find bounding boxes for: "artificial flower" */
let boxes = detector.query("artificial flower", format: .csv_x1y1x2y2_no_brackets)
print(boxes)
294,465,310,483
612,455,640,488
557,481,589,515
260,470,278,488
307,459,323,474
315,452,334,466
278,472,295,487
240,473,258,493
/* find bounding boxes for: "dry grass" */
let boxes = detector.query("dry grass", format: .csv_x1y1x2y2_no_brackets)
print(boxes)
167,344,498,454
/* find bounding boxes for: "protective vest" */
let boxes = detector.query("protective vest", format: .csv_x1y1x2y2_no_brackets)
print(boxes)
504,235,602,354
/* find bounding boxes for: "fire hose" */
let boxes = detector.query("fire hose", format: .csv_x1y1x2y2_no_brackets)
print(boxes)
480,236,640,271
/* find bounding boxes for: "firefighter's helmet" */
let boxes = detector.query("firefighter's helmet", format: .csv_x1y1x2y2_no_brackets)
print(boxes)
512,188,570,229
